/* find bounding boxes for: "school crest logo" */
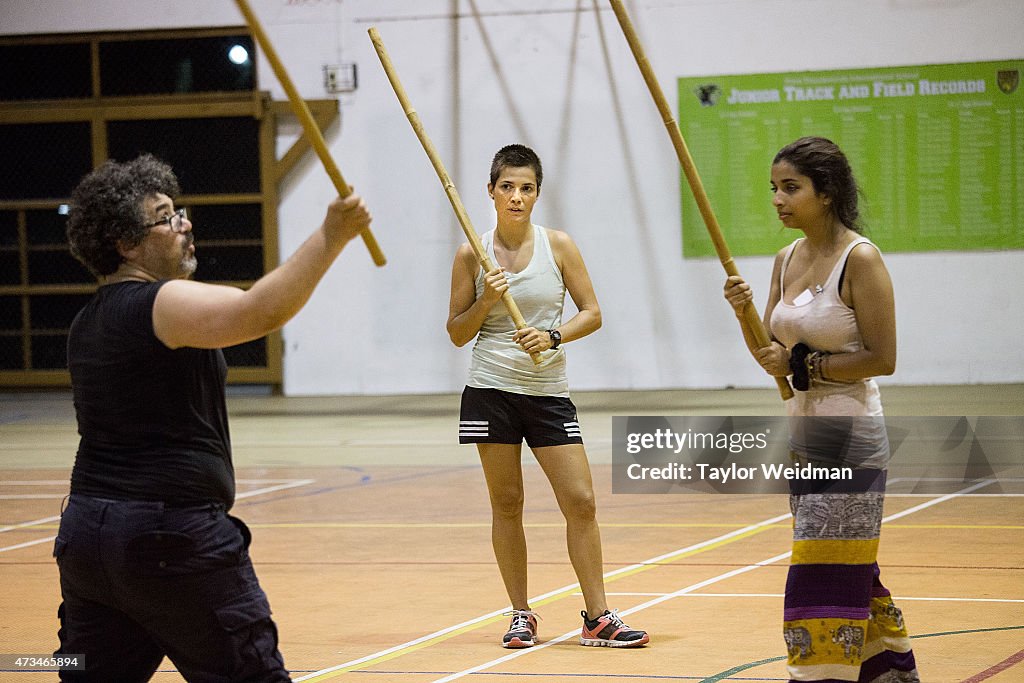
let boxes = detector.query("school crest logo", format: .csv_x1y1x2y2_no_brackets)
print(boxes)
694,84,721,106
997,70,1019,94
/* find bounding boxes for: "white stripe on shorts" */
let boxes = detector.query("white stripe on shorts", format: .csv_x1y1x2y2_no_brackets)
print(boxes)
564,421,582,438
460,420,489,437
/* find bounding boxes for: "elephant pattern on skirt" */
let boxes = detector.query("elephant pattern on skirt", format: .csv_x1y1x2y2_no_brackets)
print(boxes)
783,626,814,658
831,624,865,659
877,600,905,630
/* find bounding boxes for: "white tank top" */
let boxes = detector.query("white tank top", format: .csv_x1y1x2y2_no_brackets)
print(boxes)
770,237,885,420
468,224,569,397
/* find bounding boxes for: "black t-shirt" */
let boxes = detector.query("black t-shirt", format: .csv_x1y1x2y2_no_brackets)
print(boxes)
67,281,234,507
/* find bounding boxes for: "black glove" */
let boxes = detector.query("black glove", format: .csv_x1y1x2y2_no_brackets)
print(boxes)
789,343,811,391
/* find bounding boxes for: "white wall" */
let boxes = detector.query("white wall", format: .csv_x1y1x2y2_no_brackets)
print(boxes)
6,0,1023,394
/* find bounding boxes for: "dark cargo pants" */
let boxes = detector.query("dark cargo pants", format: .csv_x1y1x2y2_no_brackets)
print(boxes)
54,495,289,682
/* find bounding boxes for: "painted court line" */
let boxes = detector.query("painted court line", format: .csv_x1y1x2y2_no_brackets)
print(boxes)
0,515,61,534
245,521,1022,531
293,512,792,682
888,477,1024,483
882,479,995,522
355,626,1024,683
0,515,63,554
236,479,316,499
428,550,797,683
0,535,57,553
888,493,1024,497
960,647,1024,682
424,480,996,683
0,479,314,501
0,479,316,554
297,479,1006,681
248,522,796,532
696,625,1024,683
603,592,1024,604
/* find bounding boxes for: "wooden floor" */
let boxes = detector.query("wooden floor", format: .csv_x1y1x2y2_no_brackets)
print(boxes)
1,385,1022,682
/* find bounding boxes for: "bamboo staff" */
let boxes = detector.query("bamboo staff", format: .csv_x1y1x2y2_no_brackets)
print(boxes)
367,27,542,366
607,0,792,400
234,0,386,266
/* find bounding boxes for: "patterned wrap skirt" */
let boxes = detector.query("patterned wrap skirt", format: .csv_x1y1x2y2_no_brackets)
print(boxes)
784,468,920,682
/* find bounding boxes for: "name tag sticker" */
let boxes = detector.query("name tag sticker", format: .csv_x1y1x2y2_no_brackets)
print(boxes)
793,289,814,306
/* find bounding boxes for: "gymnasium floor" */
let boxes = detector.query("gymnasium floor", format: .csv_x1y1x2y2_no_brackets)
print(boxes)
1,384,1022,681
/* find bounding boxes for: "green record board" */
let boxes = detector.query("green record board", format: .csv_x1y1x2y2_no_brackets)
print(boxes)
678,60,1023,258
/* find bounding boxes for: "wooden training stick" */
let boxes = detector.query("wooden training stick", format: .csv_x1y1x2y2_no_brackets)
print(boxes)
607,0,792,400
367,27,543,365
234,0,386,266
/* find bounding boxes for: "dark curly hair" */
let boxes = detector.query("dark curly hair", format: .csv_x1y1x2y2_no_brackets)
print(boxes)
66,154,181,276
489,144,543,192
774,136,864,233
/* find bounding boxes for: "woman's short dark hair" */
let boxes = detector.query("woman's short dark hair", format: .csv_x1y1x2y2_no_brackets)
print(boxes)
489,144,543,191
774,136,864,233
66,154,181,276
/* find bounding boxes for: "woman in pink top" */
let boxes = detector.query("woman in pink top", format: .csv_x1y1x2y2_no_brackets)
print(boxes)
724,137,920,683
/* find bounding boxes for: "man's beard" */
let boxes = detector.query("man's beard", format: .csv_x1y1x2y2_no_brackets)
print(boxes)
180,236,198,278
181,253,198,279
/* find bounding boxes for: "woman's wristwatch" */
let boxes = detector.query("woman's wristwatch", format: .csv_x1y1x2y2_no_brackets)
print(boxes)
547,329,561,349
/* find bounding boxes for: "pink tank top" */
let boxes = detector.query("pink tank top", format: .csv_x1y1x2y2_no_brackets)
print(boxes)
770,237,885,420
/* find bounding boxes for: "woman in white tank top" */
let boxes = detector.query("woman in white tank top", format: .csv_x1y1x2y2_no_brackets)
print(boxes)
447,145,648,649
724,137,919,682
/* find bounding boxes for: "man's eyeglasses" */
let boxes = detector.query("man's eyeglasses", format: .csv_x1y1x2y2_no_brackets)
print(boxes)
143,208,188,233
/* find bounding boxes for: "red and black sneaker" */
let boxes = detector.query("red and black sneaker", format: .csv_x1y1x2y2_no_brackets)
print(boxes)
502,609,539,648
580,609,649,648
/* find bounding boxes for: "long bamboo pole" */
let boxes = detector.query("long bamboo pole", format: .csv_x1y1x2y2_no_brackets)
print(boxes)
607,0,792,400
367,27,542,365
234,0,386,266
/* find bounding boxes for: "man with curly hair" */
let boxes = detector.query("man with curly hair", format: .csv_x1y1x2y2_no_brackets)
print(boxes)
55,154,373,681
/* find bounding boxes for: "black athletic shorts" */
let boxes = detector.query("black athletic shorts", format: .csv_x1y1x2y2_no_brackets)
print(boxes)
459,386,584,447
